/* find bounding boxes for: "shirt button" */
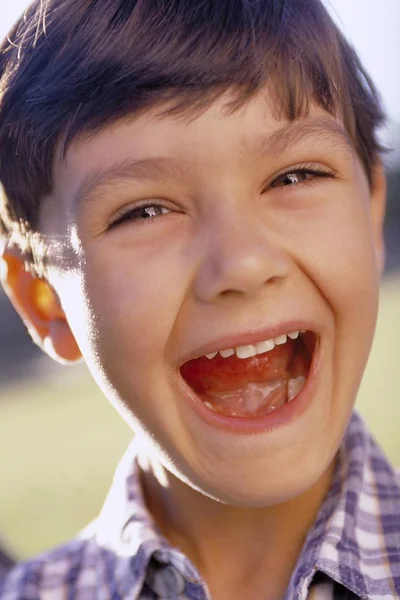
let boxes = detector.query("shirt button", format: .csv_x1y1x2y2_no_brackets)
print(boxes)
147,564,186,597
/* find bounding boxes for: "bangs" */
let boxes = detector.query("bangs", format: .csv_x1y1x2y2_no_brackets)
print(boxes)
4,0,345,156
57,0,346,148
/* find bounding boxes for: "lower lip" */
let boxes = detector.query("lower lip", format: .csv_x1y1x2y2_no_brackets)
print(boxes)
175,338,322,435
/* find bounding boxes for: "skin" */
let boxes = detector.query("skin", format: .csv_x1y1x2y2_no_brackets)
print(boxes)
1,87,386,599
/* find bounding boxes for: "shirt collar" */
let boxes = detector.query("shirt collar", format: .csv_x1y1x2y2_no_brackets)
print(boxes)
92,439,202,597
288,411,400,599
93,411,400,600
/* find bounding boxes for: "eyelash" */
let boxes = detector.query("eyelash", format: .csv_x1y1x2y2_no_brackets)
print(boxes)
269,165,336,190
107,165,336,230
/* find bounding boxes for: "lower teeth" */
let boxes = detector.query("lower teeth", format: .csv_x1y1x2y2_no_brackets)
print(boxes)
203,375,306,417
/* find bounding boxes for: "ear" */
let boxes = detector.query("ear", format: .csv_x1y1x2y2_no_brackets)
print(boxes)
0,247,82,364
369,160,387,276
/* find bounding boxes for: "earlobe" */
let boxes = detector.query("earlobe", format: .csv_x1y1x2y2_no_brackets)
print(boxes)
370,161,387,276
0,247,82,364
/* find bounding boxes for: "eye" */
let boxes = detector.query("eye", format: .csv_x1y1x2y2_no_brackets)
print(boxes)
108,203,170,230
269,166,336,189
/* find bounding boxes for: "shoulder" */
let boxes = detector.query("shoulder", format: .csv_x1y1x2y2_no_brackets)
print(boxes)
0,536,99,600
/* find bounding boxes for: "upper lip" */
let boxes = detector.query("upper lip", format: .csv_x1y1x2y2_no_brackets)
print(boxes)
178,321,318,366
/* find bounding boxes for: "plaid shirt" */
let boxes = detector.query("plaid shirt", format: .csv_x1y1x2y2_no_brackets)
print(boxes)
1,411,400,599
0,546,14,585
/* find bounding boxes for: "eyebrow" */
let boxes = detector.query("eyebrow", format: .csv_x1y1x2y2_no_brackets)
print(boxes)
254,115,355,161
72,116,354,213
72,157,188,214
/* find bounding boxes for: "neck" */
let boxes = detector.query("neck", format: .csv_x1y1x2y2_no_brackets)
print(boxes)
138,454,335,599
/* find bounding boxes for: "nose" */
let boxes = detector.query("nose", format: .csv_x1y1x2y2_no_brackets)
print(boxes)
193,211,290,303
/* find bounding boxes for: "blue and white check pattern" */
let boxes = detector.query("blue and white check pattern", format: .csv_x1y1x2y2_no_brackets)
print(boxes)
1,411,399,599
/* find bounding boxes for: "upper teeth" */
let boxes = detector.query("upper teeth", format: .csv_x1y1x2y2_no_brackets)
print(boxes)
205,331,302,360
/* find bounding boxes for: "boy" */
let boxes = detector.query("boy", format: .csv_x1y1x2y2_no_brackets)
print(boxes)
0,0,399,598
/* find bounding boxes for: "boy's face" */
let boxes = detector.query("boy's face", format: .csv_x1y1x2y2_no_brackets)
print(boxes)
41,88,386,506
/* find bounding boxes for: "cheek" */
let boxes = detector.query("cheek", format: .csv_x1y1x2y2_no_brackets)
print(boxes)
283,187,380,318
318,202,379,320
272,186,380,395
80,241,190,373
291,191,380,395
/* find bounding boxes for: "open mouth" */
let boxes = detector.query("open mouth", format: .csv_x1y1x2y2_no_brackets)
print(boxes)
180,330,317,419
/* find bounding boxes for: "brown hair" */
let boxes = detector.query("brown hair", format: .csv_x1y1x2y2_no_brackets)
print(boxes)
0,0,387,272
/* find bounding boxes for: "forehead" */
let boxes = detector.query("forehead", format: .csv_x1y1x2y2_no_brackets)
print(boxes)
50,90,357,217
64,91,353,164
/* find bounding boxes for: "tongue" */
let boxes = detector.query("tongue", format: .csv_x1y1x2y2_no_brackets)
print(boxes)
180,339,308,417
204,380,288,417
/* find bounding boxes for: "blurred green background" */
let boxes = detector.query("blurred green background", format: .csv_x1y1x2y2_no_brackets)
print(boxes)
0,274,400,559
